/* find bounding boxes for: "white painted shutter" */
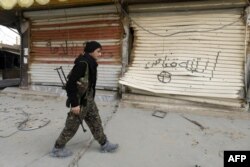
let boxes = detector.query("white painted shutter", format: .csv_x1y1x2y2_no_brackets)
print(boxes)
120,9,247,100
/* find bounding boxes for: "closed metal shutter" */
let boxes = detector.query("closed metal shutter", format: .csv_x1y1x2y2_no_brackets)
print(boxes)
120,7,248,105
24,5,122,90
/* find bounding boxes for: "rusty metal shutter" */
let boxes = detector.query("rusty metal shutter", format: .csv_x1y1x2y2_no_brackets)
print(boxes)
24,5,122,90
120,6,248,106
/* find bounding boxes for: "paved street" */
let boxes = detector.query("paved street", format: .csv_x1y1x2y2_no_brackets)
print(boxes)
0,88,250,167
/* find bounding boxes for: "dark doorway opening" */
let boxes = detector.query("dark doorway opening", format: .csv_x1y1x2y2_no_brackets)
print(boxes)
0,49,20,88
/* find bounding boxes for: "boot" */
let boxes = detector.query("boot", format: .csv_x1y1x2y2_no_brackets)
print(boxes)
100,140,119,153
49,147,73,158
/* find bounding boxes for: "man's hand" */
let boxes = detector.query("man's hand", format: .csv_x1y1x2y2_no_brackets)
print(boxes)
71,105,80,115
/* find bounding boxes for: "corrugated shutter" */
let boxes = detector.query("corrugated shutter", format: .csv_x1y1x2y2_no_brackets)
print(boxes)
24,5,122,90
120,8,248,101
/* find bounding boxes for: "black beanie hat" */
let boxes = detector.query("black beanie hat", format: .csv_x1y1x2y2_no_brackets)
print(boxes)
84,41,102,53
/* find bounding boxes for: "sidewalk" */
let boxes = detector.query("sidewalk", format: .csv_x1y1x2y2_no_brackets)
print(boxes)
77,107,250,167
0,88,250,167
0,88,118,167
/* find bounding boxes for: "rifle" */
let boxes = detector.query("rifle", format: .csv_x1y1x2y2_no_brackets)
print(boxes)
54,66,67,89
54,66,87,133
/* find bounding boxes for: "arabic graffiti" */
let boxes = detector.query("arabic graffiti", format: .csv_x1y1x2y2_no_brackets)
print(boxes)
46,40,79,56
157,71,172,83
145,52,220,83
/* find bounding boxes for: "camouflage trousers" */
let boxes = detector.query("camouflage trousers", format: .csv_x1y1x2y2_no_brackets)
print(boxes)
55,92,107,148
